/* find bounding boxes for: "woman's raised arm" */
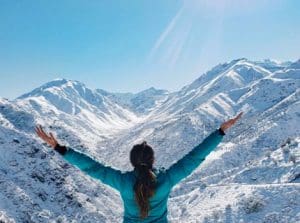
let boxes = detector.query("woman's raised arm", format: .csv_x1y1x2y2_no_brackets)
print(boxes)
164,128,224,188
165,112,243,188
35,125,124,191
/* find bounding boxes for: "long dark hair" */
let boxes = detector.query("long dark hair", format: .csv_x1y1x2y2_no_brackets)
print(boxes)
130,141,156,219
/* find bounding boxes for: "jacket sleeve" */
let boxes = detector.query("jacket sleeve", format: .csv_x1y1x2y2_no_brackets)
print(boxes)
54,145,123,192
165,128,225,188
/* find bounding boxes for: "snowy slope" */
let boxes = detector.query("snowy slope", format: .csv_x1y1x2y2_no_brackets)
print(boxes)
0,58,299,223
11,79,150,148
96,87,169,114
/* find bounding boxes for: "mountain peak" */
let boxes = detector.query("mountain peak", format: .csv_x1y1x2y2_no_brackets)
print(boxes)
41,78,68,88
17,78,86,99
230,57,248,64
136,87,168,96
180,58,282,93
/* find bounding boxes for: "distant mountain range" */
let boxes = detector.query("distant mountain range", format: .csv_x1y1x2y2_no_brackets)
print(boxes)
0,58,299,222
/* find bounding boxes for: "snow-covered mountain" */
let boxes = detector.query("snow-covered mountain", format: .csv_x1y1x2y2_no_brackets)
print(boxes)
96,86,169,114
0,58,299,223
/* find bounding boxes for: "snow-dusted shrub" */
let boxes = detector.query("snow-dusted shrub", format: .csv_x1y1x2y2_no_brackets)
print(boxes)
281,145,290,154
263,212,280,223
30,210,51,223
239,194,265,214
265,150,272,158
289,153,297,164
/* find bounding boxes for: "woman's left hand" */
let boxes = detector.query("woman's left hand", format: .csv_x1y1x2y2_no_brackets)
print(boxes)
35,125,58,148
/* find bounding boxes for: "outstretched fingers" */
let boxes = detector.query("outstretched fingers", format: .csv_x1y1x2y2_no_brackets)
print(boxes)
35,125,57,147
49,132,58,145
36,125,48,140
220,112,243,132
35,126,44,139
49,132,55,140
233,112,243,124
229,112,243,126
235,112,243,121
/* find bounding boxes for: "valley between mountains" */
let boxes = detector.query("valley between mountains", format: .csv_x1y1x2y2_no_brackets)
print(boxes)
0,58,299,222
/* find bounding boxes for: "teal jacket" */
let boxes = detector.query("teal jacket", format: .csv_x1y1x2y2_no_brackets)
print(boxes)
55,128,225,222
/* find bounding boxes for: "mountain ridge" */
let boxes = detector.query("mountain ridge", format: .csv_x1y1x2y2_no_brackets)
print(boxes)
0,58,299,222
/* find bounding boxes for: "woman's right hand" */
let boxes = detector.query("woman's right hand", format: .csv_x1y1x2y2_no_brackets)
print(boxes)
35,125,58,148
220,112,243,133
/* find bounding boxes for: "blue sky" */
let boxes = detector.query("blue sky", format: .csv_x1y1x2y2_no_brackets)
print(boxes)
0,0,299,99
